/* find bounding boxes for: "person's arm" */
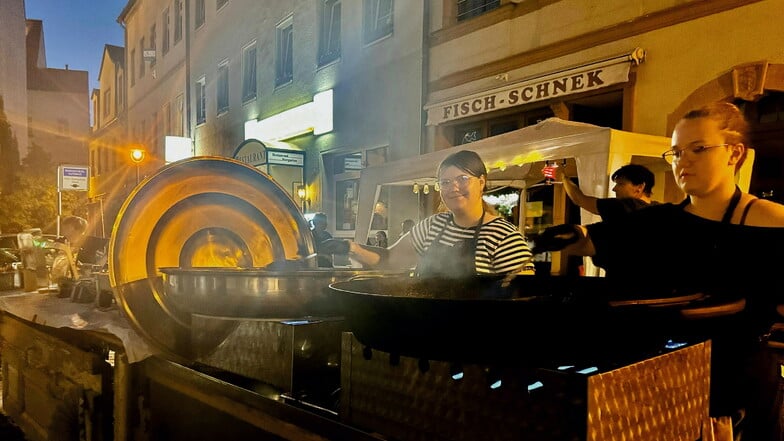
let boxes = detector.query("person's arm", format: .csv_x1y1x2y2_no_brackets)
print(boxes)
559,171,600,215
348,233,417,269
532,224,596,256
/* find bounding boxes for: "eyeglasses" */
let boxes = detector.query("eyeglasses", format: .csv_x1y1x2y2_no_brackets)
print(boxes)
438,175,474,188
661,144,730,164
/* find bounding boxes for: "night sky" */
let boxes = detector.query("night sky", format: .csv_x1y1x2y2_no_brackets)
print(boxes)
24,0,126,90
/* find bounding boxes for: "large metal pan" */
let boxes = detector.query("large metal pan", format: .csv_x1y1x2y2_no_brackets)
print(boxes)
109,157,315,361
159,267,407,319
328,274,745,366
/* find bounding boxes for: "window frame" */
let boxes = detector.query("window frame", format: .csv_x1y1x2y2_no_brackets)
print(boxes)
318,0,341,66
362,0,393,45
116,72,124,110
130,50,136,86
217,59,230,115
241,41,257,102
162,8,170,55
174,0,183,43
275,16,294,87
196,76,207,125
150,24,157,67
456,0,501,22
195,0,206,28
103,89,111,117
139,37,145,77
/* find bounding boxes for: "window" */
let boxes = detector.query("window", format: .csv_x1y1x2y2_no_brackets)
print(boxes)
195,0,205,28
162,8,170,55
217,60,229,114
104,89,111,117
275,17,294,86
318,0,341,66
217,0,228,10
139,38,145,77
117,72,124,110
163,102,171,136
331,147,388,231
130,49,136,86
174,0,183,43
152,110,159,155
196,76,206,125
457,0,501,22
150,25,157,66
363,0,393,44
175,94,184,136
242,42,257,101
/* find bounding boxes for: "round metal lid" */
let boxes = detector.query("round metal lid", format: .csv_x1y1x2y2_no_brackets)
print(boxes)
109,156,314,361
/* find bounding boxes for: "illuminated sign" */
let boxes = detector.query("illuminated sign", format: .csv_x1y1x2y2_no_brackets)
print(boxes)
165,136,194,163
425,62,631,125
244,89,333,141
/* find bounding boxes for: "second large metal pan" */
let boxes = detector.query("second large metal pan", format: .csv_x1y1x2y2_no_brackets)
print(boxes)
160,267,408,319
328,274,743,365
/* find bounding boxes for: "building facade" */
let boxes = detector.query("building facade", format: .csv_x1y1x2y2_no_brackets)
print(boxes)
89,44,128,237
425,0,784,200
102,0,426,243
26,20,90,167
0,0,29,158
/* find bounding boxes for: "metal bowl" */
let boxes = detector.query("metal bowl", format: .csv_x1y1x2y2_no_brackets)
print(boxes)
160,267,408,319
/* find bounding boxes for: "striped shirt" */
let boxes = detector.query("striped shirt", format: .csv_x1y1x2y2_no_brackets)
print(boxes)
410,212,534,275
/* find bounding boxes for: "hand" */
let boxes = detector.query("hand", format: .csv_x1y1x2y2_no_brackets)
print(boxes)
532,224,583,254
317,238,351,255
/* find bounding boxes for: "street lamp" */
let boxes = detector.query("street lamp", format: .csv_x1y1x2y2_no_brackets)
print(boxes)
130,148,146,185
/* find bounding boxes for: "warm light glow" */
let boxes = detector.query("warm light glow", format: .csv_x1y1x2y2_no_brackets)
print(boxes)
423,184,430,195
244,89,334,141
297,185,307,199
130,148,146,163
413,183,420,194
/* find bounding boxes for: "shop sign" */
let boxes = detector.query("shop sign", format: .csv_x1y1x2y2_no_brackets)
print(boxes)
58,165,89,191
234,139,267,167
344,156,363,170
268,150,304,166
425,61,632,125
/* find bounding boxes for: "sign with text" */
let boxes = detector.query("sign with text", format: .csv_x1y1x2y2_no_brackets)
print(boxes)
58,165,89,191
267,150,304,166
425,61,632,125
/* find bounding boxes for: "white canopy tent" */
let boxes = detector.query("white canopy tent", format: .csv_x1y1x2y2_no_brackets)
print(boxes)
353,117,754,249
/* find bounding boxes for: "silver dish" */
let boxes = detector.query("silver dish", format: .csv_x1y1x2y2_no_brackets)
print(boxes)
160,267,407,319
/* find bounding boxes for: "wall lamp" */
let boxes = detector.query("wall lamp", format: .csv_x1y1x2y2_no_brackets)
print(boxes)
297,184,310,213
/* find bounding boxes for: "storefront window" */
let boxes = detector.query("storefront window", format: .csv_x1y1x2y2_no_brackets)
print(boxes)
336,179,359,230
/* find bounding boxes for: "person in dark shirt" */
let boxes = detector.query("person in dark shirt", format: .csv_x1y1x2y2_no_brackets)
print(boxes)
535,101,784,439
559,163,657,222
310,212,333,267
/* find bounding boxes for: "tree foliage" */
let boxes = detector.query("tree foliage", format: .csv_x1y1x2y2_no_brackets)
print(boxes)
0,122,86,234
0,95,21,195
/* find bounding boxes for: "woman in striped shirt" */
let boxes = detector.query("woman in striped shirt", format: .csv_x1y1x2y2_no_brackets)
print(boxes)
339,150,534,278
